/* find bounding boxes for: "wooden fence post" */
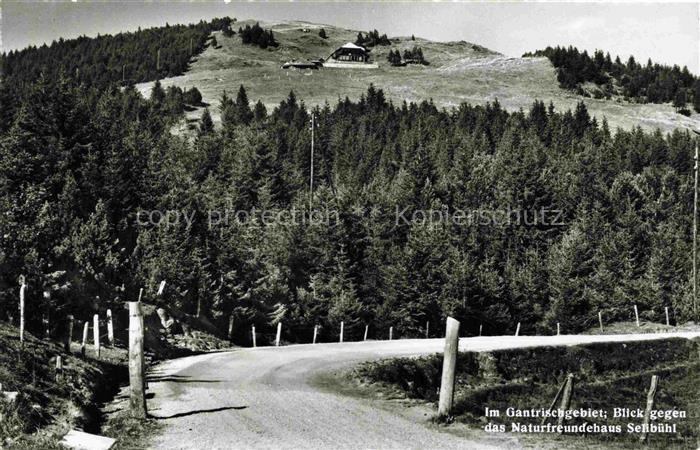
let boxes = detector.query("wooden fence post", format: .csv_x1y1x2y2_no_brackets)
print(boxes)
541,377,568,425
557,374,574,430
640,375,659,443
634,304,640,327
479,324,482,337
275,322,282,347
228,315,234,340
55,355,63,381
426,321,429,339
43,312,50,340
363,325,368,341
65,315,74,352
438,317,460,417
339,321,344,343
389,326,393,341
515,322,521,336
251,325,256,348
19,282,26,344
93,314,100,358
128,302,147,418
107,309,114,346
665,307,670,326
313,325,318,344
599,311,604,332
557,323,560,336
81,321,89,357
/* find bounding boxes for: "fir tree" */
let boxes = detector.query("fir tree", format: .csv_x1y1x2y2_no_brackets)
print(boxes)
253,100,268,122
693,79,700,112
235,85,254,125
199,108,214,135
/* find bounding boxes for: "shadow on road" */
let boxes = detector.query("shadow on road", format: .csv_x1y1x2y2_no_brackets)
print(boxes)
150,406,248,420
148,374,222,383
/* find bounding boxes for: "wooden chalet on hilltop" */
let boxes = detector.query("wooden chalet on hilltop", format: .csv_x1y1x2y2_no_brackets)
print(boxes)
280,42,378,70
328,42,370,63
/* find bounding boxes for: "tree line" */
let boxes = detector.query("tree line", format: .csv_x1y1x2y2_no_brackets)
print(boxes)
238,23,279,49
0,17,233,133
387,47,429,66
355,30,391,47
525,46,698,113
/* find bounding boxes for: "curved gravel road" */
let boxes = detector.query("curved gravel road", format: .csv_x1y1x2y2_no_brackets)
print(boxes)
147,332,700,450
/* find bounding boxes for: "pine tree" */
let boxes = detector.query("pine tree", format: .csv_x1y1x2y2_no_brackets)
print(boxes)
150,80,166,105
673,89,687,112
199,108,214,135
220,90,235,130
235,85,253,125
183,87,203,106
387,50,402,66
253,100,267,122
693,80,700,113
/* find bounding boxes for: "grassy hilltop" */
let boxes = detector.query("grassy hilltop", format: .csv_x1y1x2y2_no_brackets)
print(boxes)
137,19,699,133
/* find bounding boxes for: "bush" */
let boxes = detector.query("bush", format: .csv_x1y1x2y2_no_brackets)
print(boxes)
239,23,279,49
183,87,203,106
355,30,390,47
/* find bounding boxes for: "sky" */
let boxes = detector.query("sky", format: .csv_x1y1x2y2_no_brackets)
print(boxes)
1,1,698,72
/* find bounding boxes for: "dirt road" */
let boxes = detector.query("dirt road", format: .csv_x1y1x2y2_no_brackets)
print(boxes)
147,332,700,449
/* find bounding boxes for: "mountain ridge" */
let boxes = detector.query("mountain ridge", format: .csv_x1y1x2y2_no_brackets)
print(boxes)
134,19,699,133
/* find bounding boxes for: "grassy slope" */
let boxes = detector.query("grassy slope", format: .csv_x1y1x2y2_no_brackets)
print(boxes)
0,323,128,448
585,321,700,335
0,303,230,448
350,338,700,449
137,19,700,133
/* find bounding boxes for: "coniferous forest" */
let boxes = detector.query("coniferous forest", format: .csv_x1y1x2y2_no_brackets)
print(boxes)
1,22,698,345
0,17,232,130
525,46,698,111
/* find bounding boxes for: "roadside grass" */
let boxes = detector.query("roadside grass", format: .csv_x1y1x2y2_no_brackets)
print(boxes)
0,322,128,448
102,411,163,450
136,20,700,134
0,303,234,448
348,338,700,449
585,321,700,335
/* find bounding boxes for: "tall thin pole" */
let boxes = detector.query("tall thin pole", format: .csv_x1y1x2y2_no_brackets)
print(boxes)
309,114,314,210
19,281,26,344
694,134,699,321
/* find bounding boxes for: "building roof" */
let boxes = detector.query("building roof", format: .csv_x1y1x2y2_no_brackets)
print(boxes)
340,42,366,50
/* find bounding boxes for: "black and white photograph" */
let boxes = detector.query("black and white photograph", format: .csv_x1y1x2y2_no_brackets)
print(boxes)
0,1,699,449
